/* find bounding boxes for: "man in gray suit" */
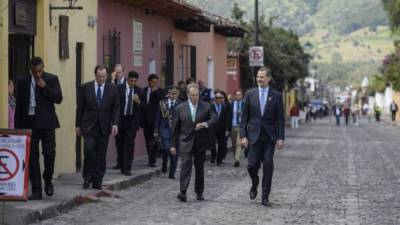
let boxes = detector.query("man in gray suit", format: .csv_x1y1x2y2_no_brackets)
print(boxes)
240,67,285,206
170,83,217,202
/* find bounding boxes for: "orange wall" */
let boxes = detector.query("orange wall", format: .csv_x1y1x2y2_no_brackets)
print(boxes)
172,27,228,91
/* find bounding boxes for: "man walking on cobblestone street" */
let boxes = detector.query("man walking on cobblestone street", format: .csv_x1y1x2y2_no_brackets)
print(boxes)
240,67,285,206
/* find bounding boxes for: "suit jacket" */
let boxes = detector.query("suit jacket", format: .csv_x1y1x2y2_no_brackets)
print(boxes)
140,87,166,126
212,103,229,135
14,72,63,129
154,99,182,138
171,100,218,152
227,100,245,131
240,87,285,145
118,84,142,130
76,81,120,136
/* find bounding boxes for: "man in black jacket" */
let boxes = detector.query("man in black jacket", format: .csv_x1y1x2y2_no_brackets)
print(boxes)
211,90,229,166
76,65,120,189
141,74,166,167
15,57,63,200
115,71,142,176
240,67,285,206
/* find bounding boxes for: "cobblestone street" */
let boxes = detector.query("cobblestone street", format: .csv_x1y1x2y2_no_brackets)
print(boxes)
36,118,400,225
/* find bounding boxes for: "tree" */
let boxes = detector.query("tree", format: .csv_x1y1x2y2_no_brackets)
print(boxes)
228,4,310,91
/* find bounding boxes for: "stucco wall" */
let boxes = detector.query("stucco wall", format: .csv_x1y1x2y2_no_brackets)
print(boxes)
0,0,8,128
35,0,98,175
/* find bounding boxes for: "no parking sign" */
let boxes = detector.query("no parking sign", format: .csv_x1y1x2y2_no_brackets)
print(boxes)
0,130,31,201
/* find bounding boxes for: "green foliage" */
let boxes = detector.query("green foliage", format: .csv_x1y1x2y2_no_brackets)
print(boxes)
369,73,387,93
228,5,310,91
382,0,400,32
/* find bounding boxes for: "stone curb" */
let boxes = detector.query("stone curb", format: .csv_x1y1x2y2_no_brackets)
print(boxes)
24,168,161,224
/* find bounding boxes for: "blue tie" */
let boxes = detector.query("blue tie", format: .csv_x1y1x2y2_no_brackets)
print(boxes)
260,89,266,116
96,84,102,107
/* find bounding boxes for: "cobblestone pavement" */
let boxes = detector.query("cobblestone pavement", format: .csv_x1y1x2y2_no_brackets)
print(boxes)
35,118,400,225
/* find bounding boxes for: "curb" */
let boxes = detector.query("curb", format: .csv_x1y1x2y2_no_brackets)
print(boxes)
24,169,161,224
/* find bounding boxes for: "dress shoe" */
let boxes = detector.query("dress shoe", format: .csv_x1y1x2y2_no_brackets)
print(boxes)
216,162,222,166
28,192,42,200
196,194,204,201
161,165,167,173
168,175,176,179
249,178,259,200
82,179,91,189
261,198,271,206
234,161,240,167
177,192,187,202
92,183,102,190
112,165,121,170
123,171,132,176
44,181,54,196
148,163,157,167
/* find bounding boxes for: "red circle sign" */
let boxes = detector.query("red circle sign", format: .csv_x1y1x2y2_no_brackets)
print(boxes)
0,149,20,181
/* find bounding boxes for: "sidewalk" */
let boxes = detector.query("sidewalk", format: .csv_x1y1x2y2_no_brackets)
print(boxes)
381,115,400,126
2,156,160,225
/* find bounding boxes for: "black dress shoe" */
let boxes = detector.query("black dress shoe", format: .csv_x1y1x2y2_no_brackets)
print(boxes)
177,192,187,202
112,165,121,170
234,161,240,167
44,181,54,196
249,178,259,200
148,163,157,167
28,192,42,200
82,179,91,189
196,194,204,201
123,171,132,176
261,198,271,206
92,183,102,190
168,175,176,179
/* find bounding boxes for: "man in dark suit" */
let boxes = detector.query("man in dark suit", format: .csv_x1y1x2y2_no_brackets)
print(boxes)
110,64,125,86
211,90,229,166
115,71,142,176
227,89,245,167
141,74,166,167
171,83,217,202
154,86,181,178
240,67,285,206
15,57,63,200
76,65,120,189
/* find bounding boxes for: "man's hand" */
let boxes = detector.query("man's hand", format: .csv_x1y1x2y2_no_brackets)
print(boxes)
133,94,140,104
277,139,284,150
151,86,159,92
76,127,81,136
154,132,159,138
241,137,248,149
111,126,118,136
195,122,206,130
111,71,116,81
225,131,230,137
170,147,177,156
36,78,46,88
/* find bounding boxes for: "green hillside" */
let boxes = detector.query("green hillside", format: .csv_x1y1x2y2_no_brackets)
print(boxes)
188,0,395,87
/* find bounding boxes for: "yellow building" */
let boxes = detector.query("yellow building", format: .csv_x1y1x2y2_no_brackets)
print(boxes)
1,0,98,175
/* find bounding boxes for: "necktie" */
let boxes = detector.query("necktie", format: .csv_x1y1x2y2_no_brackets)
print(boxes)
217,104,221,116
126,87,133,115
147,88,151,104
96,84,102,107
236,101,240,124
170,101,174,111
191,105,196,122
260,89,266,116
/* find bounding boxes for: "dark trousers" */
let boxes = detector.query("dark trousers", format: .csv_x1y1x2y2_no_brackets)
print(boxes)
211,132,227,163
30,129,56,193
345,115,349,126
143,124,156,164
392,111,397,121
116,127,137,173
180,145,205,195
82,123,109,185
161,137,178,177
335,116,340,126
247,131,275,200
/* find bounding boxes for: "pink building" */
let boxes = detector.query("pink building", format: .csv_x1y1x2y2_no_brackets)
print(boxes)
97,0,245,165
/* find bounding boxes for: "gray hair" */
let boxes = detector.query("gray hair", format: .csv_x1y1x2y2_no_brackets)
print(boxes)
186,83,199,94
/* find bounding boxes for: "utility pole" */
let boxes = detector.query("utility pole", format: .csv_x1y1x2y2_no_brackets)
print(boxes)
253,0,260,85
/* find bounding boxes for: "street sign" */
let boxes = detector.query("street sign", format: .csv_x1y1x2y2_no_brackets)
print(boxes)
249,46,264,67
0,130,31,201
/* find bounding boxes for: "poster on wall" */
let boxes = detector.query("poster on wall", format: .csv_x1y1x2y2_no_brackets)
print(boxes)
0,129,31,201
133,54,143,67
133,19,143,54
